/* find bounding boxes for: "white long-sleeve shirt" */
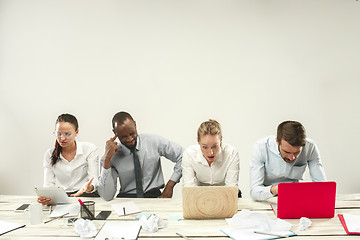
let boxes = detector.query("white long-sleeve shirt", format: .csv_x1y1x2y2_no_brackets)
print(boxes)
43,141,99,193
250,136,326,201
182,143,240,187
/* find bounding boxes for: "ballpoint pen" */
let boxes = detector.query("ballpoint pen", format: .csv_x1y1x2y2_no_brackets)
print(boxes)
44,212,69,224
254,231,289,238
78,199,95,219
176,232,193,240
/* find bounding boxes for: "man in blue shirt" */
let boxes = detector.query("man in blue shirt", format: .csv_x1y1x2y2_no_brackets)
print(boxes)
97,111,184,200
250,121,327,201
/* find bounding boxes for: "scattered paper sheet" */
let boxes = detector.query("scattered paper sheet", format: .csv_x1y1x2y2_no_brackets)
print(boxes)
343,214,360,233
112,201,141,216
221,228,295,240
0,220,25,236
94,221,141,240
50,203,80,218
226,209,292,232
222,209,295,239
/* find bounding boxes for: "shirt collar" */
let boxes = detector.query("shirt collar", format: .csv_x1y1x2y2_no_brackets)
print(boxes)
118,135,141,153
268,136,281,156
76,141,84,155
135,135,141,151
59,141,81,160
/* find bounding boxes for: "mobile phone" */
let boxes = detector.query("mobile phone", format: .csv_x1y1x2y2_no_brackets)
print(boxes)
15,204,30,212
95,210,112,220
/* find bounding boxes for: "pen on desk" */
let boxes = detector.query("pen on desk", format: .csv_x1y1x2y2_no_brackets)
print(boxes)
78,199,95,219
254,231,289,238
176,232,193,240
44,212,69,224
123,207,126,216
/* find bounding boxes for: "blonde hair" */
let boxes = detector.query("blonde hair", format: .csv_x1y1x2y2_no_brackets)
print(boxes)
197,119,222,141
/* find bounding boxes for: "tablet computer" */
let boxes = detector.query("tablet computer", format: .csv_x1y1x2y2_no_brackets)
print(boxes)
34,186,71,205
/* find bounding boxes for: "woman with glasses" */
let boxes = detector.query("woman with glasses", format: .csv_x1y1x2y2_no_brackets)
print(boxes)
182,119,241,197
37,113,99,205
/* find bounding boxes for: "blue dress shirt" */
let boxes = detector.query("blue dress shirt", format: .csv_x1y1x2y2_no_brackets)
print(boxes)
98,134,183,201
250,136,327,201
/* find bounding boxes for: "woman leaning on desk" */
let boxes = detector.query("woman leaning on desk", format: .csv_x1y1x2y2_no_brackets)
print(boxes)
182,119,241,197
37,113,100,205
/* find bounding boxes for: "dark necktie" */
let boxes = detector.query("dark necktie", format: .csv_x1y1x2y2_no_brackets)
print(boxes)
131,149,144,198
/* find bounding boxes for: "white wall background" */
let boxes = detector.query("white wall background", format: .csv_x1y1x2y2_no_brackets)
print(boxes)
1,0,359,198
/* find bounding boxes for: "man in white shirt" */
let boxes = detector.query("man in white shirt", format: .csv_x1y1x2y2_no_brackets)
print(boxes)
250,121,327,201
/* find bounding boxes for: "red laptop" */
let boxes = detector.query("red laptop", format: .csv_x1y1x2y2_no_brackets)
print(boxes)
271,181,337,219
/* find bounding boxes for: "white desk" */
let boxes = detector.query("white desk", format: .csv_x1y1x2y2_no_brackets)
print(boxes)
0,194,359,239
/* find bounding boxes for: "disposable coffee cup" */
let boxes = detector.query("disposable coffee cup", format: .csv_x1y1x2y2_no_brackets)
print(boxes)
29,203,42,225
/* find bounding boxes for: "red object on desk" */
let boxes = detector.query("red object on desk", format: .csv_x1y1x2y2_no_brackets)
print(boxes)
338,214,360,235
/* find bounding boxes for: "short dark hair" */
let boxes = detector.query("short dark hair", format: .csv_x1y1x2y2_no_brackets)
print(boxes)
112,111,134,129
277,121,306,146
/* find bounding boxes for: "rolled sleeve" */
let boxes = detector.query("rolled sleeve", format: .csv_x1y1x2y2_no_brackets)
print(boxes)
158,136,184,183
97,165,117,201
224,150,240,187
43,150,56,187
250,143,274,201
86,145,100,192
307,141,327,182
182,150,198,187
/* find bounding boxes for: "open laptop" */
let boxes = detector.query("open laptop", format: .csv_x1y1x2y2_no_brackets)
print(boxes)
182,186,238,219
271,181,336,219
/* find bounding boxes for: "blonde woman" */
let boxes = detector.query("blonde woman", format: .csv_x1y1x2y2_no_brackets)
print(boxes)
182,119,241,196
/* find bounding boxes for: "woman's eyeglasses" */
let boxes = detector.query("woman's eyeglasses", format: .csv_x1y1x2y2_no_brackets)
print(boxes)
53,131,73,138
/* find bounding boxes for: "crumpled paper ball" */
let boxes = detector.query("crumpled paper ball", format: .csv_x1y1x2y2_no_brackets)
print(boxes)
139,214,166,232
299,217,312,231
74,218,97,238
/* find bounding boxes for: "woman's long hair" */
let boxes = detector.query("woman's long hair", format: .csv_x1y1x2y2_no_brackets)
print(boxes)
51,113,78,166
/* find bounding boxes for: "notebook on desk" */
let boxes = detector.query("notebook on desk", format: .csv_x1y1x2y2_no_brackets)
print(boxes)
182,186,238,219
271,181,336,219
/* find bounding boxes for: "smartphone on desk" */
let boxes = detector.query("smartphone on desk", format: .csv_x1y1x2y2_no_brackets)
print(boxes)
95,210,112,220
15,204,30,212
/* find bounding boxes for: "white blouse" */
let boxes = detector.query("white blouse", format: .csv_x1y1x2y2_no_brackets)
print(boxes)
182,143,240,187
43,141,99,192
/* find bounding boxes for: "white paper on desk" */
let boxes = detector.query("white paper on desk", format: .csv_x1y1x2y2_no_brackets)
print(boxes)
94,221,142,240
226,209,292,232
50,203,80,218
221,228,295,240
343,214,360,232
0,220,25,236
112,201,141,216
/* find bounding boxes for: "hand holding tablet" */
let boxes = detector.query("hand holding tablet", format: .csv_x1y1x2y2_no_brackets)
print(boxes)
34,187,70,205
